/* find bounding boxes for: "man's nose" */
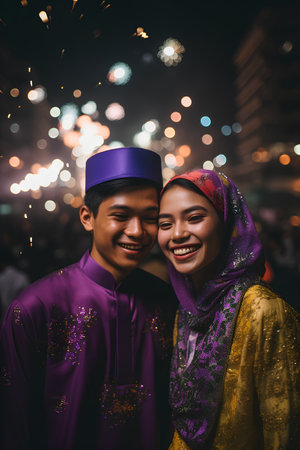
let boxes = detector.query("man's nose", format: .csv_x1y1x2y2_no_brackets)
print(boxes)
125,217,144,238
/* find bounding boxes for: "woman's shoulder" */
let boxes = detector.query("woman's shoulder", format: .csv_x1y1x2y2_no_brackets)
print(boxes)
240,282,300,325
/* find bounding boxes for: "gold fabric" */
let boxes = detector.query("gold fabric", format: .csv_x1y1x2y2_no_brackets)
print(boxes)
169,285,300,450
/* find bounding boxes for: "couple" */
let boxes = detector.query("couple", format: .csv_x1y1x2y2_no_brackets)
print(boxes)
1,147,299,449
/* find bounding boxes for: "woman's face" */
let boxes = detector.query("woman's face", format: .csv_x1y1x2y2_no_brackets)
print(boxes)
158,185,223,279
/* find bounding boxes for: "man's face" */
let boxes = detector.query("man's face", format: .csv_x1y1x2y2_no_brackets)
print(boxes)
81,186,159,282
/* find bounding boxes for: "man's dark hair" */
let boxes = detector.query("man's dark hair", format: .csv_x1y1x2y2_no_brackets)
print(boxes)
84,177,160,217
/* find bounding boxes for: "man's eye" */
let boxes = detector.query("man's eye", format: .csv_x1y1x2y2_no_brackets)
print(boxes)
113,214,128,221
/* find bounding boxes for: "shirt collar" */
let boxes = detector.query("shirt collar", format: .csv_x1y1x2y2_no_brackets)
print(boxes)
79,250,116,291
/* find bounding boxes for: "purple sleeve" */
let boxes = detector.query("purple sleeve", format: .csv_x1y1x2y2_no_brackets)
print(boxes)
0,300,46,449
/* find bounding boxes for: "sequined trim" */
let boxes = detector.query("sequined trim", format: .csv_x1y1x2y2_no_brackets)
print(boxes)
13,305,23,326
0,367,12,386
47,305,97,365
100,381,151,427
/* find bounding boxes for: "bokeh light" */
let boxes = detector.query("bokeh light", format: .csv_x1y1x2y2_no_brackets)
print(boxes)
73,89,82,98
105,103,125,121
178,145,191,157
202,134,213,145
213,154,227,167
165,153,177,168
142,120,159,134
164,127,175,138
232,122,242,133
162,167,175,181
279,154,291,165
221,125,232,136
9,156,21,168
175,155,184,167
203,160,214,170
181,96,192,107
81,101,97,115
294,144,300,155
200,116,211,127
27,86,47,104
157,38,185,66
10,123,20,133
10,88,20,98
133,131,151,147
107,62,132,85
48,128,59,139
170,112,182,122
45,200,56,212
50,106,61,118
290,216,300,227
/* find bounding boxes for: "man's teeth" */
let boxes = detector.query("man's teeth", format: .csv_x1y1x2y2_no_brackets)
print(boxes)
119,243,142,250
173,247,198,256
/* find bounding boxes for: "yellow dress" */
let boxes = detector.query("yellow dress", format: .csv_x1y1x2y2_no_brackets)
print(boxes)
169,285,300,450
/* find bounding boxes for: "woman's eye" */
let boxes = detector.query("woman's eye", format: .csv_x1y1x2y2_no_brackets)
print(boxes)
188,215,204,222
158,221,172,229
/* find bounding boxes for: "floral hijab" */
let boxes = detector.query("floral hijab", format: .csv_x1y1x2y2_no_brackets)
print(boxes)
163,169,265,448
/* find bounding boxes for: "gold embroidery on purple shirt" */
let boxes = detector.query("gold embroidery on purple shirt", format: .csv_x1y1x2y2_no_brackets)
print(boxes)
0,367,12,386
47,305,97,365
54,395,69,414
144,308,172,359
13,305,23,326
99,381,151,427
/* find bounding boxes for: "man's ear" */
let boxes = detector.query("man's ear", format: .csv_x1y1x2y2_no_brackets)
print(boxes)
80,205,94,232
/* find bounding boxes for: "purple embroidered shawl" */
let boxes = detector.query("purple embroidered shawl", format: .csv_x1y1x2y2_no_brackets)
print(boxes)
164,170,265,448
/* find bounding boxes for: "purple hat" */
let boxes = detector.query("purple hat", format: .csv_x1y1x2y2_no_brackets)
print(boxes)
85,147,162,192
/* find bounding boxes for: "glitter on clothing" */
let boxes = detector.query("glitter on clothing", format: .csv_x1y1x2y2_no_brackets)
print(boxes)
54,395,69,414
0,367,12,386
47,305,97,365
144,308,173,359
100,381,151,427
13,305,23,326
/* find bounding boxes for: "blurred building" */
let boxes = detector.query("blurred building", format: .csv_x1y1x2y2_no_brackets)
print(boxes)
230,5,300,215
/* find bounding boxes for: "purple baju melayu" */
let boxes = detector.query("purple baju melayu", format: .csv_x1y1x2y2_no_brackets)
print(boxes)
0,251,177,450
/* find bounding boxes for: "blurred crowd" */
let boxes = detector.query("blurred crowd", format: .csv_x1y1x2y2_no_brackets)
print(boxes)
1,205,300,320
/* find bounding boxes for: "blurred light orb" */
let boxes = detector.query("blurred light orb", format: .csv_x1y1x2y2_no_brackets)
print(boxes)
76,156,87,168
181,96,192,107
50,106,61,118
133,131,151,147
294,144,300,155
279,154,291,165
60,170,71,182
60,103,79,130
28,86,47,104
200,116,211,127
202,134,213,145
214,154,227,167
63,193,74,205
232,122,242,133
170,112,181,122
72,146,82,157
161,137,175,151
48,128,59,139
293,179,300,192
71,196,83,208
63,130,81,148
203,160,214,170
10,183,21,194
19,180,30,192
73,89,82,98
162,167,175,181
66,177,76,188
10,88,20,98
221,125,232,136
178,145,191,157
290,215,300,227
39,10,49,23
76,114,92,128
81,101,97,115
165,153,177,168
158,38,185,67
9,156,21,168
142,120,159,134
31,163,42,174
45,200,56,212
109,141,125,149
107,62,132,85
164,127,175,138
10,123,20,133
176,155,184,167
37,138,47,149
105,103,125,121
281,41,293,53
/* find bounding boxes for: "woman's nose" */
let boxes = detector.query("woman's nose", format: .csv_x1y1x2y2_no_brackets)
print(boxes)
172,221,189,241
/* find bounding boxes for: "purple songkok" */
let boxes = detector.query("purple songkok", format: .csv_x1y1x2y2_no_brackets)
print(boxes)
164,169,265,448
85,147,162,192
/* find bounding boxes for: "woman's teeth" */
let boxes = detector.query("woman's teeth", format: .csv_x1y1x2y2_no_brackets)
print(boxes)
173,247,199,256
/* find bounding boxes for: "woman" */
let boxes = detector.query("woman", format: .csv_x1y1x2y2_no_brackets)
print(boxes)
158,169,300,449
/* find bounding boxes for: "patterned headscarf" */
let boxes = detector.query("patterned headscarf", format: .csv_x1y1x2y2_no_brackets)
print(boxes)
162,169,265,448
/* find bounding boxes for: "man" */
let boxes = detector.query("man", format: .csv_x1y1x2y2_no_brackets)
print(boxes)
0,147,177,450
